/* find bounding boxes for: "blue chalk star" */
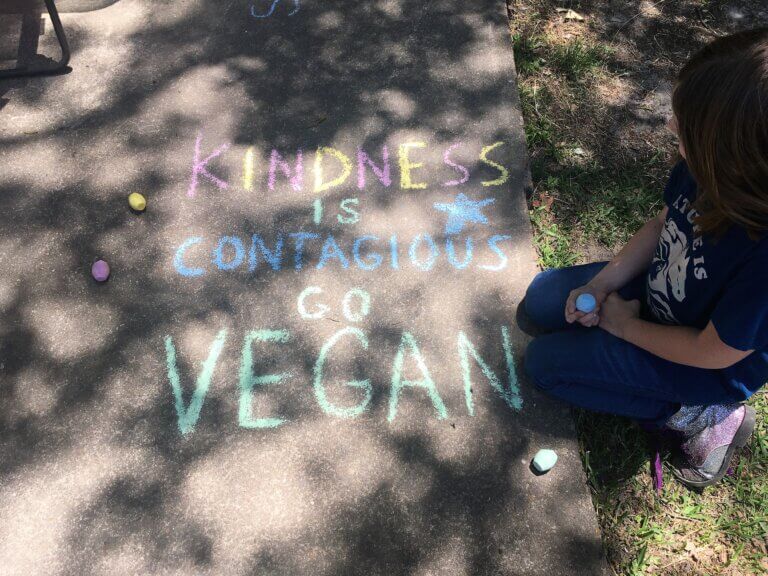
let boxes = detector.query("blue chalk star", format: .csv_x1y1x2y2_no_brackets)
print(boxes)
433,193,495,235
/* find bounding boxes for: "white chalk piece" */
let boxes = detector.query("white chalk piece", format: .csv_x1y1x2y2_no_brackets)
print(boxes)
532,449,558,473
575,293,596,314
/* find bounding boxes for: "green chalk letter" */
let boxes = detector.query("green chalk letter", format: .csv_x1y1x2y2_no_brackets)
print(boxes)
164,329,228,435
388,332,447,422
239,329,291,429
314,327,372,418
458,326,523,415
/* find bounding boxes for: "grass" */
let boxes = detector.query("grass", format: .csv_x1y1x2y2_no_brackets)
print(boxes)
510,1,768,574
575,396,768,575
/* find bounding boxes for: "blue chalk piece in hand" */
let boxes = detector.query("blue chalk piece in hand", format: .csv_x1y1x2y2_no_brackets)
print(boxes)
532,449,558,473
575,293,596,313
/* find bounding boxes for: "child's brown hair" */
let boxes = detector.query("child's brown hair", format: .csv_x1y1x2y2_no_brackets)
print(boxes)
672,27,768,239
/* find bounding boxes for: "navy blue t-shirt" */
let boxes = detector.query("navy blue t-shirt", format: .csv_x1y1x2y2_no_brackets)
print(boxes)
645,161,768,400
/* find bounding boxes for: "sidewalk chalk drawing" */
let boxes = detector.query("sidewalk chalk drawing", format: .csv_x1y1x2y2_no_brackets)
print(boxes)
250,0,300,18
164,322,522,435
164,131,523,435
177,133,514,277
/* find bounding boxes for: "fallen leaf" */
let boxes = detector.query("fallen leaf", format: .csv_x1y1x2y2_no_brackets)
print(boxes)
556,8,585,22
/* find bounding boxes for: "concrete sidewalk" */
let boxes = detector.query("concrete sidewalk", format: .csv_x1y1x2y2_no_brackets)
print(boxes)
0,1,608,574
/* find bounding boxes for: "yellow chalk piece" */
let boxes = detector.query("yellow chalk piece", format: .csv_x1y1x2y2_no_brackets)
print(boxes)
398,141,427,189
243,146,255,191
128,192,146,212
314,147,352,193
480,141,509,186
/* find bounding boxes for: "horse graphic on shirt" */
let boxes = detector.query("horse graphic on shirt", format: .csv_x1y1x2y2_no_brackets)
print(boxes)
647,218,689,324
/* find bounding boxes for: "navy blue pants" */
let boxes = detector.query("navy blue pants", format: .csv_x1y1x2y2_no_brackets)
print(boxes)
523,263,741,428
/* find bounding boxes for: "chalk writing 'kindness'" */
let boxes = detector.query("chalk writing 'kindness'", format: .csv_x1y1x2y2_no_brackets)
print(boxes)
187,135,510,198
176,134,516,277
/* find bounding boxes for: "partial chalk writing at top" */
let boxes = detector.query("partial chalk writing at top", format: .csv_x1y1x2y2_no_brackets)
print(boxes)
250,0,300,18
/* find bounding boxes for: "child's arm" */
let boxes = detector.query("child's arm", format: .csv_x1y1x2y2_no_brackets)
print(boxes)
566,208,667,326
600,294,753,369
588,207,668,293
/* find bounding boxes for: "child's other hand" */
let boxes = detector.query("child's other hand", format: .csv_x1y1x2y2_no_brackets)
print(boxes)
599,293,641,339
565,284,608,327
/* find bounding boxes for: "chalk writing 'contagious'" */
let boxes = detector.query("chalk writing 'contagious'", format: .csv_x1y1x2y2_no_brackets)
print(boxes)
174,234,512,276
177,134,515,276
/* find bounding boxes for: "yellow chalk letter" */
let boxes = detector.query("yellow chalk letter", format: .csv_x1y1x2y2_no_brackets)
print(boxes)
314,147,353,193
480,142,509,187
398,141,428,190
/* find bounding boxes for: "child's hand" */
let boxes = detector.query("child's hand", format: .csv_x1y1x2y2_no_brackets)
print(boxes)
599,293,641,339
565,284,608,327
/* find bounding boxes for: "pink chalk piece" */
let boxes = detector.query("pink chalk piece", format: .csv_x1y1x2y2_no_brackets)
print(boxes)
91,259,110,282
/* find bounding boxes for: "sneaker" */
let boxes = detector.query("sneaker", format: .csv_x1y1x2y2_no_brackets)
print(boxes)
670,405,756,489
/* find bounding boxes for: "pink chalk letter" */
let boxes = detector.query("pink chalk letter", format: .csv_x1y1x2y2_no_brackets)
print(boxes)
443,142,469,186
357,146,391,190
268,149,304,191
187,133,231,198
